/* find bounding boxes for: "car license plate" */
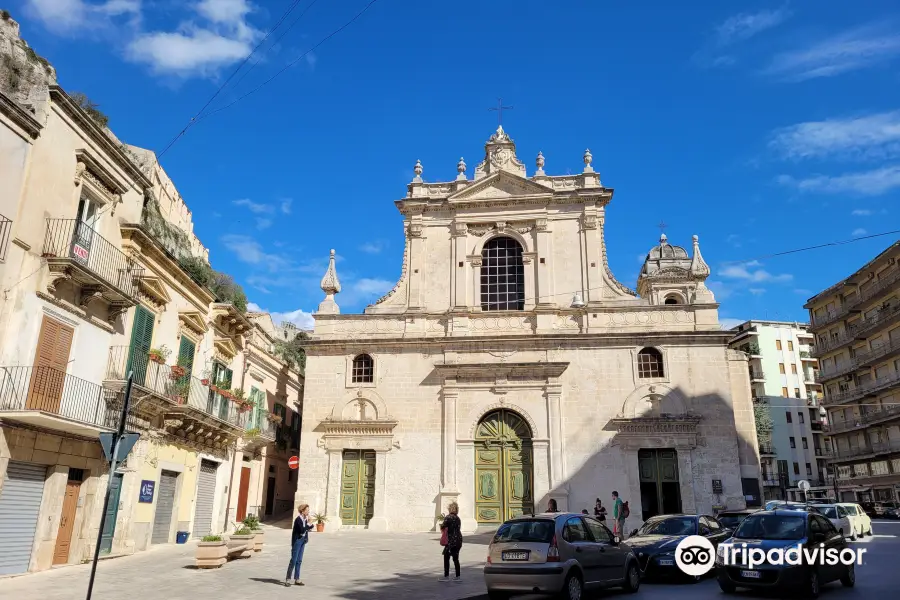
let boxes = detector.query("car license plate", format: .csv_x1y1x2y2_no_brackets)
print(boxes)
741,570,761,579
658,559,674,566
502,551,529,561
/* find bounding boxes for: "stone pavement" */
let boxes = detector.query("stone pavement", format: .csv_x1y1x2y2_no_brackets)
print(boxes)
2,521,900,600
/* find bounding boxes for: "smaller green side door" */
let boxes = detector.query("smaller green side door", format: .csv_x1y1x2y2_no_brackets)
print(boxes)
99,473,124,554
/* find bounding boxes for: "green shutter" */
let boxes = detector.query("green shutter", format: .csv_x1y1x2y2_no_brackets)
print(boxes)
176,337,196,378
126,305,154,386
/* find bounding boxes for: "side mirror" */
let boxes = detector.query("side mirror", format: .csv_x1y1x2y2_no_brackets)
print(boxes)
630,529,638,537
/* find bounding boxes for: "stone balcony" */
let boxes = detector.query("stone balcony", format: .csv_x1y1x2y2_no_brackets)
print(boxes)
824,371,900,406
241,415,277,453
831,438,900,463
809,266,900,331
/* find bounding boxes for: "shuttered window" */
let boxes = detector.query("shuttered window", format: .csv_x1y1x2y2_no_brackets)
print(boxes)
28,316,75,412
207,362,233,420
274,403,286,446
126,306,154,385
176,337,196,379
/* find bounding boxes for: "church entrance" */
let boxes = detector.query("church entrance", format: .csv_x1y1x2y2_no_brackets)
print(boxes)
474,409,534,524
340,450,376,526
638,449,682,521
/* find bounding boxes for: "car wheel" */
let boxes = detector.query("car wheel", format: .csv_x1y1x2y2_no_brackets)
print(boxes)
840,562,856,587
559,571,583,600
804,569,820,599
718,578,736,594
622,562,640,593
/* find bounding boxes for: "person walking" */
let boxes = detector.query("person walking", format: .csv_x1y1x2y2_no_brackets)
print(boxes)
439,501,464,582
611,491,626,538
547,498,559,512
285,504,314,587
594,498,607,521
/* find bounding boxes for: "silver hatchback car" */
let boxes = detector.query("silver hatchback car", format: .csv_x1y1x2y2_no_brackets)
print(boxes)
483,512,641,600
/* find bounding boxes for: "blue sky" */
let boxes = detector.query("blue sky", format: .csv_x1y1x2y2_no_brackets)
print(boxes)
11,0,900,329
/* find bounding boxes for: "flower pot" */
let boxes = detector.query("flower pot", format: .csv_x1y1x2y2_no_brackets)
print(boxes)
316,523,324,532
252,529,264,551
201,379,209,386
195,540,227,568
227,534,255,559
149,355,165,364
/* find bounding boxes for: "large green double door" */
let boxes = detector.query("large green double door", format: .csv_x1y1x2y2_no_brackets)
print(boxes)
474,409,534,524
340,450,375,525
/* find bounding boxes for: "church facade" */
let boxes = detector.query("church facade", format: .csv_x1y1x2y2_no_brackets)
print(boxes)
295,127,762,533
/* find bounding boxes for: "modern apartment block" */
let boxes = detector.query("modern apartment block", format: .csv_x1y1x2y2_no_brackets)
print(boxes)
806,241,900,504
729,320,831,502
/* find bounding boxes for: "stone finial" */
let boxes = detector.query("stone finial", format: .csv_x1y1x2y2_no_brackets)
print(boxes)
535,151,545,176
456,157,467,181
659,233,668,244
583,148,594,173
690,234,711,278
413,159,423,182
317,249,341,314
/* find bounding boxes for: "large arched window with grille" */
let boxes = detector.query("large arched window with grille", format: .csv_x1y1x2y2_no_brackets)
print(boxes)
352,354,374,383
637,347,664,378
480,237,525,311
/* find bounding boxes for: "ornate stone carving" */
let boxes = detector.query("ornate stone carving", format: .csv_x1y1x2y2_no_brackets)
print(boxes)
555,315,580,329
409,223,423,237
470,315,536,332
467,224,493,237
535,218,548,232
583,214,597,230
332,318,406,334
495,221,507,233
601,310,692,327
451,222,468,237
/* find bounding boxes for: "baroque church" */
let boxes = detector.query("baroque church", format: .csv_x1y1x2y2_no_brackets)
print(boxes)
295,126,762,533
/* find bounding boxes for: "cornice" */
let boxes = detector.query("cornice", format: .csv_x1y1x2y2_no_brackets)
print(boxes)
434,362,569,380
0,91,42,139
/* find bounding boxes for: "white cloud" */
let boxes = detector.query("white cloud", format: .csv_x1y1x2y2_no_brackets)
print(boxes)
777,165,900,196
280,198,292,214
707,280,733,300
719,261,793,283
852,209,873,216
340,278,394,306
247,302,315,330
749,288,766,296
221,234,289,270
255,218,272,230
725,233,742,247
719,317,746,330
360,241,386,254
769,111,900,161
126,0,260,77
25,0,141,34
852,228,868,236
233,198,274,213
714,8,791,46
764,25,900,81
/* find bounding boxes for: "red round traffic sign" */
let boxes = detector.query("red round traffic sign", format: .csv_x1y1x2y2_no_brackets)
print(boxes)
288,456,299,470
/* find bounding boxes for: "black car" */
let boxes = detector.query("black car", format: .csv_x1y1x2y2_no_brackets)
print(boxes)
716,509,758,531
716,508,855,598
626,514,731,581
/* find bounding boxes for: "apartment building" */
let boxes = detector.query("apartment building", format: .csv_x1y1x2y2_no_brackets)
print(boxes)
0,16,302,576
806,240,900,504
729,320,831,502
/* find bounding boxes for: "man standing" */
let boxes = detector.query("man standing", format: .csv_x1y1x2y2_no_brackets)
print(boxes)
612,491,625,537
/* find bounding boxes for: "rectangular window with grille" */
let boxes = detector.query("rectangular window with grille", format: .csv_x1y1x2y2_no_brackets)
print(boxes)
480,237,525,311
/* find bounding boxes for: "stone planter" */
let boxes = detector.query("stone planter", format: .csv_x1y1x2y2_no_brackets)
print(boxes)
252,529,264,551
195,541,227,568
228,534,255,559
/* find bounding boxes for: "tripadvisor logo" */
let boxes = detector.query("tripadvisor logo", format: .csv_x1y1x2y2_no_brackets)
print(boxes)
674,535,866,576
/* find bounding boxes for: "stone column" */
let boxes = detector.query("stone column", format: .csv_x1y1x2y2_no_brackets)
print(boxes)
324,449,343,531
470,256,482,309
545,381,568,508
451,223,468,309
368,451,390,531
582,211,603,303
441,385,459,491
407,221,425,309
535,218,553,305
532,440,551,511
456,441,477,533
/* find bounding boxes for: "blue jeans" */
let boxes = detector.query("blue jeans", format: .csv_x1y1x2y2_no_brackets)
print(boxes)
286,538,307,580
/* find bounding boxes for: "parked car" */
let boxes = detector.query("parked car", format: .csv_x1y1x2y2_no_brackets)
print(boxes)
716,508,855,597
716,509,759,531
837,503,872,537
884,506,900,519
483,512,641,600
625,514,731,581
811,504,854,540
764,500,822,513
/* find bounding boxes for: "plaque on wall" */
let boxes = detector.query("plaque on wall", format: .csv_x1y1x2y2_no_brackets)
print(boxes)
712,479,723,494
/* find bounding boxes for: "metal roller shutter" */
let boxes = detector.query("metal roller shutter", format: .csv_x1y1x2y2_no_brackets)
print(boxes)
193,460,218,537
0,462,47,575
151,471,178,544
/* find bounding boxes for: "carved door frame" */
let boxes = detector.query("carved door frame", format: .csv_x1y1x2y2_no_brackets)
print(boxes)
474,408,534,524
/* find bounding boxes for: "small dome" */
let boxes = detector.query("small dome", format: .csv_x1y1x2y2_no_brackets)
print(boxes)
639,234,692,278
647,234,689,261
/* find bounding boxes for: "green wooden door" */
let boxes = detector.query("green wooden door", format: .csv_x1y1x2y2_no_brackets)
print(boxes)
99,473,123,554
126,306,154,386
176,337,195,379
474,409,534,524
339,450,376,525
638,449,681,520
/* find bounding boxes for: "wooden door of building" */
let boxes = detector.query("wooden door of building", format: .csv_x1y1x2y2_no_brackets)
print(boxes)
339,450,375,526
28,316,74,413
99,473,123,554
638,449,681,521
474,409,534,524
52,469,83,565
236,467,251,522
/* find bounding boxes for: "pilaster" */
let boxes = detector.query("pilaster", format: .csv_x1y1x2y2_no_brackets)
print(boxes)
535,217,554,306
324,449,343,531
546,380,566,492
367,451,390,531
441,385,459,491
582,208,603,303
407,217,425,310
451,222,468,309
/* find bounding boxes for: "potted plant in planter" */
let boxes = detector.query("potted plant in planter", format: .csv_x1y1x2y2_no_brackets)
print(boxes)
169,364,187,380
312,513,327,532
435,512,446,532
148,346,171,364
195,534,227,568
267,413,282,425
242,515,264,551
228,526,255,558
170,380,190,405
200,368,211,386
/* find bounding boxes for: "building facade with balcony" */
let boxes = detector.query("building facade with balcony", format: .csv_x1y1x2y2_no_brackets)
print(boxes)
806,240,900,504
729,320,831,502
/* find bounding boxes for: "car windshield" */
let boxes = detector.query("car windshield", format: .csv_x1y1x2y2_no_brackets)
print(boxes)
843,506,858,515
635,517,696,536
718,515,747,529
494,520,555,544
734,515,806,540
816,506,837,518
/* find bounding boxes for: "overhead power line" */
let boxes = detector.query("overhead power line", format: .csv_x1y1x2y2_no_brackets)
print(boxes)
720,229,900,266
157,0,314,159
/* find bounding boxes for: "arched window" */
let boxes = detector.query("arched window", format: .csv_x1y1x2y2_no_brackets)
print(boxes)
664,294,681,305
637,348,664,378
480,237,525,311
351,354,374,383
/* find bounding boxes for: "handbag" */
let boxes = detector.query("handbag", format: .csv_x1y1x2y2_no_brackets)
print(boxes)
439,528,448,546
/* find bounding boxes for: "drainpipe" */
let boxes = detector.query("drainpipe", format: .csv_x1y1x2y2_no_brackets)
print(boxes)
222,342,251,532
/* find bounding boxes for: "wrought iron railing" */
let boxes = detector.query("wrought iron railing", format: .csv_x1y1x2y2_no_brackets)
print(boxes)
42,218,143,299
185,374,244,428
0,365,113,429
855,337,900,367
810,267,900,330
759,444,776,455
245,409,276,440
833,438,900,459
107,346,187,403
825,371,900,405
749,368,766,380
0,214,11,261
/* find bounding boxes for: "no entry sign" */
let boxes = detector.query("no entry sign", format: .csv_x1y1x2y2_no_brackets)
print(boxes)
288,456,299,470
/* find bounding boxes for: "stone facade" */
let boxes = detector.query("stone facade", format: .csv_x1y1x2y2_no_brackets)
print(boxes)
296,127,761,534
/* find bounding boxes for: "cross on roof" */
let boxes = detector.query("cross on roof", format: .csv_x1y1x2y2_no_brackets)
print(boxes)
488,98,513,126
657,221,668,234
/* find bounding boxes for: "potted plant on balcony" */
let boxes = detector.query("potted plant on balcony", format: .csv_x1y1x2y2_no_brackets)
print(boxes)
170,364,187,380
170,380,190,405
267,413,282,425
200,368,211,386
228,526,255,558
312,513,327,532
242,514,264,551
148,346,171,364
195,534,227,568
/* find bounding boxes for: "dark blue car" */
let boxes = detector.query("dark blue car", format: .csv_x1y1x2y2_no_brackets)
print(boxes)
716,508,856,598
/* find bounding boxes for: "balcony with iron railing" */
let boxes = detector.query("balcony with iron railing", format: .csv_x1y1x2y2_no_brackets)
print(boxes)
42,219,144,313
809,267,900,330
0,365,115,437
810,420,829,432
823,370,900,406
105,346,185,417
241,408,276,452
855,337,900,368
762,478,781,487
799,350,818,362
0,214,11,261
815,447,833,458
816,361,854,383
831,438,900,461
749,368,766,381
759,444,776,456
